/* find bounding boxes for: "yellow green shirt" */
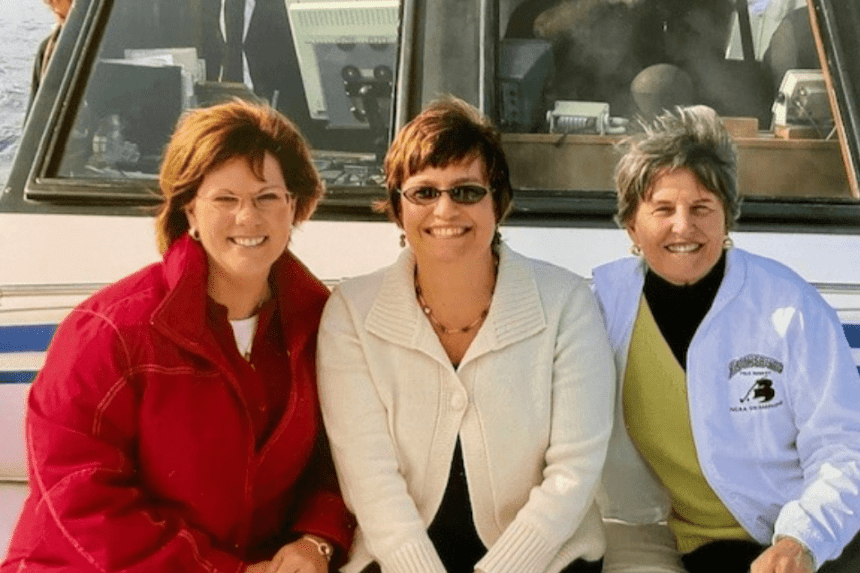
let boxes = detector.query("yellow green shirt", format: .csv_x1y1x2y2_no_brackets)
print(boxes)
624,296,752,553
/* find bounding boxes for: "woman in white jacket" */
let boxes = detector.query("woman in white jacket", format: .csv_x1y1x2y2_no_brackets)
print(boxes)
317,97,615,573
594,105,860,573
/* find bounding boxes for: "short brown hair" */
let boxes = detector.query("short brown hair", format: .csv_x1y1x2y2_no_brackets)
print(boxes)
155,99,323,254
379,96,513,225
615,105,740,231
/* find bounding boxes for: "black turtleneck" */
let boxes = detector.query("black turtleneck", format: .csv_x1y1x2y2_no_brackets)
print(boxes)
643,252,726,369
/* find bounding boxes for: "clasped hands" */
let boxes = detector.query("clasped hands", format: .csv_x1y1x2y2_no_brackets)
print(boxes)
750,537,815,573
242,535,814,573
244,536,330,573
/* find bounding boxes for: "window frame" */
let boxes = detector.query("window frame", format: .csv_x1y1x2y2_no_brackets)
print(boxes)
481,0,860,232
3,0,860,233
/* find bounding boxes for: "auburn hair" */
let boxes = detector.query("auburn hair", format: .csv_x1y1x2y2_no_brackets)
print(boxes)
154,99,323,254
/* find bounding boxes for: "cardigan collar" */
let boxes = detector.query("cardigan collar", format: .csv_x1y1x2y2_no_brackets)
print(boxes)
364,242,546,368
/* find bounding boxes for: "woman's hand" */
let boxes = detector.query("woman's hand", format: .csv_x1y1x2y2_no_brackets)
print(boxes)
243,561,271,573
264,538,329,573
750,537,814,573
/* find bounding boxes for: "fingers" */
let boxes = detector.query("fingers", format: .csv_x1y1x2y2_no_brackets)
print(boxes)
266,540,328,573
242,561,271,573
750,538,814,573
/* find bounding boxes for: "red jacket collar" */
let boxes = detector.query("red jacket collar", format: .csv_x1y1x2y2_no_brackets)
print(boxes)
152,234,329,362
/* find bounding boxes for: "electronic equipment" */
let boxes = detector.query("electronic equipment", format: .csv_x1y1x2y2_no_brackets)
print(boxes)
546,101,628,135
498,39,553,132
287,0,399,129
772,69,832,129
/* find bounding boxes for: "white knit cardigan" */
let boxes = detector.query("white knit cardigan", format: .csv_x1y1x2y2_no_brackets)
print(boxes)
317,244,615,573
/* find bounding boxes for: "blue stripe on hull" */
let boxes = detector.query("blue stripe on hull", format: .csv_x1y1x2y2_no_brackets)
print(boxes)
0,371,38,384
0,324,57,352
845,324,860,349
0,325,857,382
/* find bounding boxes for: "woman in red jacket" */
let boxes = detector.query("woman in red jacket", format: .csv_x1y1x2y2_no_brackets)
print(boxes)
1,100,353,573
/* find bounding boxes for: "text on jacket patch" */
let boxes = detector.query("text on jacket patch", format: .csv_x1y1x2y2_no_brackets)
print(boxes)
728,353,785,413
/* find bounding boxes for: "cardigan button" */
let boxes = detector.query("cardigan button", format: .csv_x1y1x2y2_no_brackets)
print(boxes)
450,392,467,411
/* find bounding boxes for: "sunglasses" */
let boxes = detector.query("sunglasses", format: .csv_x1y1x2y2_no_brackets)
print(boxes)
398,184,491,206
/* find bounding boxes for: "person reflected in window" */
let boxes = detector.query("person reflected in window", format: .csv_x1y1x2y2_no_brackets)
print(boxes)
202,0,311,129
27,0,73,118
594,105,860,573
316,96,615,573
0,100,354,573
505,0,772,123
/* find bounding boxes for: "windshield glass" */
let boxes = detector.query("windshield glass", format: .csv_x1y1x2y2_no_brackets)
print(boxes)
497,0,856,201
55,0,399,189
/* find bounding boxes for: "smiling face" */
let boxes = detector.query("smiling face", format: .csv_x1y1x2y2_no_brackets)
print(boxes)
185,152,295,292
399,156,496,266
627,167,727,286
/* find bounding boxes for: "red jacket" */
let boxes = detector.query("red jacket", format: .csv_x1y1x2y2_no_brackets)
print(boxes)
1,235,354,572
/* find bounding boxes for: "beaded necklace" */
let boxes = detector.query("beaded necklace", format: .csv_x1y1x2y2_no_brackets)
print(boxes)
413,254,498,335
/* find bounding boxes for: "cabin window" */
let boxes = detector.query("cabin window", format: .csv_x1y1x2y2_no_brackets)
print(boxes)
7,0,859,226
54,0,399,190
496,0,857,204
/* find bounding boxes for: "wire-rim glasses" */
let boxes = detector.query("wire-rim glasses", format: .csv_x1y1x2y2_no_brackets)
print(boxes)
199,189,293,214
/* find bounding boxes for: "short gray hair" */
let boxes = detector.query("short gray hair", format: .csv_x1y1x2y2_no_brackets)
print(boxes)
614,105,739,230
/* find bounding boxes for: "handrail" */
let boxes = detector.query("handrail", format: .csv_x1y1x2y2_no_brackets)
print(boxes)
0,281,346,303
2,282,859,299
813,283,860,295
0,284,107,299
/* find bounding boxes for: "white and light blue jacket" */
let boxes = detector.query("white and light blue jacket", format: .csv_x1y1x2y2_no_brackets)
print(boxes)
593,247,860,570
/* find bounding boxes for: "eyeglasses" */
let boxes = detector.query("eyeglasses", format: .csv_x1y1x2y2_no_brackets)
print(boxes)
398,184,491,206
199,190,293,214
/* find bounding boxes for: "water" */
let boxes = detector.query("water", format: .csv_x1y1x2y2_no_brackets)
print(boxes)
0,1,55,185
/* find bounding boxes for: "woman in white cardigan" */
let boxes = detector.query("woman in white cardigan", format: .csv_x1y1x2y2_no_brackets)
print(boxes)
317,97,615,573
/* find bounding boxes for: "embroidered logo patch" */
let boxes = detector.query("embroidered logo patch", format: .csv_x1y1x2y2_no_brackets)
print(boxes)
728,353,785,413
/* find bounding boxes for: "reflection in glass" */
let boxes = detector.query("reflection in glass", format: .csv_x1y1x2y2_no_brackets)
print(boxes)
56,0,399,189
498,0,852,200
